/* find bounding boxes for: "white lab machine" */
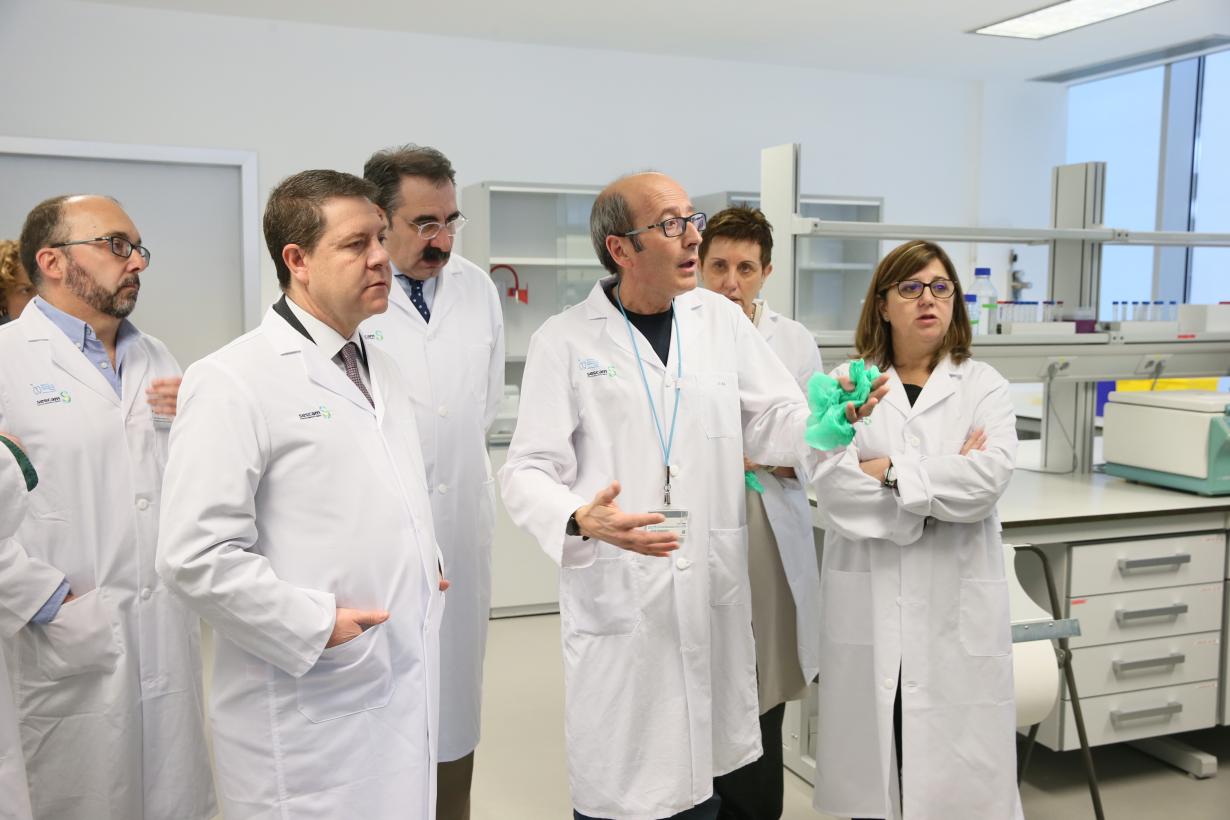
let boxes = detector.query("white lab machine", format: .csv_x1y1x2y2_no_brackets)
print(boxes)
1103,390,1230,496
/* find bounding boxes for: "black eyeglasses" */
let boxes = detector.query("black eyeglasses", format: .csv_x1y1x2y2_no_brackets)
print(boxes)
884,278,955,300
51,236,151,264
621,212,707,240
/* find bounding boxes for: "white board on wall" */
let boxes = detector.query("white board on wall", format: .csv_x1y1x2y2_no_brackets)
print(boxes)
0,138,259,367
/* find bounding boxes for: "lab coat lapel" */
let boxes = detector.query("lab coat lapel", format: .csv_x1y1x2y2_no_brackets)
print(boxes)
425,259,462,327
262,309,376,417
120,340,150,421
585,279,667,375
22,305,119,407
910,356,958,419
669,289,703,376
388,270,427,328
880,367,912,421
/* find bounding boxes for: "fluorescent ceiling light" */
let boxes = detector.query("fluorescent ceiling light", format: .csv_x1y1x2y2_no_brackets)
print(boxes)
975,0,1176,40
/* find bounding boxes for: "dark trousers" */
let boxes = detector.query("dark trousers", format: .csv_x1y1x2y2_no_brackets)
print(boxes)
712,702,786,820
436,752,474,820
854,681,903,820
574,794,721,820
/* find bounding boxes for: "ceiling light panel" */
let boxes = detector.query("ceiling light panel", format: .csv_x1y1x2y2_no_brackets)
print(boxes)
975,0,1176,40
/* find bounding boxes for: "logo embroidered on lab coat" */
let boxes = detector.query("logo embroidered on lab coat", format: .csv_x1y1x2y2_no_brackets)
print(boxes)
297,404,333,420
363,330,384,342
31,384,71,406
577,358,618,378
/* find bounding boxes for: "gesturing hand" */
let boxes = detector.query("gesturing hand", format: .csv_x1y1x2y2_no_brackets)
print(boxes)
840,373,891,424
326,607,389,648
574,481,679,558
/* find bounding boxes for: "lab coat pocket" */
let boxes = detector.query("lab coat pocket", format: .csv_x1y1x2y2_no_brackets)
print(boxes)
708,527,748,607
693,371,740,439
958,578,1012,657
822,570,874,646
561,557,641,636
296,625,394,723
34,589,121,680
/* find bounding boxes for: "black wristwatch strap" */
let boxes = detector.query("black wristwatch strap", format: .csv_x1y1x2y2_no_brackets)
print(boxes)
566,510,583,537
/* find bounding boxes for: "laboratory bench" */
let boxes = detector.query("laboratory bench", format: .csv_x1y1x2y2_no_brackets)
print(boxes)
783,468,1230,783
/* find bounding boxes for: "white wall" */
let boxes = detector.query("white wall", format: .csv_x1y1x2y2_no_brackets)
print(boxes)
0,0,1065,313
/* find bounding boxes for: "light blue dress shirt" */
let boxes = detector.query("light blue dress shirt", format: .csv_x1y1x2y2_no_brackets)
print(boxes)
27,297,140,623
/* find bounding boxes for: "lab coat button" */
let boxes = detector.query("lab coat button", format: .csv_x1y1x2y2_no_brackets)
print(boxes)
140,587,152,601
437,483,449,494
883,677,895,690
675,557,691,570
669,464,680,477
896,596,904,606
135,498,150,511
437,405,448,417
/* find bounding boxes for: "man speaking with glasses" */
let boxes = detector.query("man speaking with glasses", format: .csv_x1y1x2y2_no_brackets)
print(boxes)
500,172,887,820
0,195,215,819
360,145,503,820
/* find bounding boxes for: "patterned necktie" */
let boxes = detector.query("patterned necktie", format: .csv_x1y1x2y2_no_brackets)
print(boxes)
408,277,431,323
340,342,374,407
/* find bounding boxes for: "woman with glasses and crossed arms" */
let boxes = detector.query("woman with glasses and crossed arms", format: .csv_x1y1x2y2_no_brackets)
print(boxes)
809,240,1022,820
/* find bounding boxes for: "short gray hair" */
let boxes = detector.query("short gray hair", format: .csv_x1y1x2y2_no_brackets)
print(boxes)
590,188,637,276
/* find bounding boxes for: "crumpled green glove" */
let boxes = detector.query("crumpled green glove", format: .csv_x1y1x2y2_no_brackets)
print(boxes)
804,358,882,451
744,470,765,494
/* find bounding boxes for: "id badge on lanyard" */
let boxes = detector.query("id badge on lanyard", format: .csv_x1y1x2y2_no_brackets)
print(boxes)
615,286,689,537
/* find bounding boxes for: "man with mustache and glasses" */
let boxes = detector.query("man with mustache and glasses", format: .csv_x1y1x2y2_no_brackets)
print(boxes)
0,195,215,819
359,145,503,820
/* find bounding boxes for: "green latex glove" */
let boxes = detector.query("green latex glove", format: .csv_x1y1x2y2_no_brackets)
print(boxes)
744,470,765,494
804,358,882,451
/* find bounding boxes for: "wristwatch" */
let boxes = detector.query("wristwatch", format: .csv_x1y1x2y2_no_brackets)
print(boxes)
566,510,584,537
881,462,898,490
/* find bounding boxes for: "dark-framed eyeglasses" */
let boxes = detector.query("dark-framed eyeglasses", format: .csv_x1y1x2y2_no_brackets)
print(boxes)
50,235,151,264
407,214,468,241
621,212,708,240
885,278,956,300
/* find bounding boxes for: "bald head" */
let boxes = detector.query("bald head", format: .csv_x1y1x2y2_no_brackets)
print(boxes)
590,172,685,276
20,194,131,287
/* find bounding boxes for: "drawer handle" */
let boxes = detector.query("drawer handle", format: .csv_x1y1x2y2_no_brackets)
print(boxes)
1115,603,1188,624
1117,554,1192,573
1109,702,1183,725
1112,653,1186,675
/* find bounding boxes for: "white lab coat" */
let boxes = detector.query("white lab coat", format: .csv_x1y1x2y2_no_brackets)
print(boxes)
0,304,215,820
156,307,444,819
753,305,823,683
811,356,1023,820
500,279,826,820
359,254,503,761
0,448,33,820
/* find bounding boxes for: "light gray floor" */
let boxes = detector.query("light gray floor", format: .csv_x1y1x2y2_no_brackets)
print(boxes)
473,613,1230,820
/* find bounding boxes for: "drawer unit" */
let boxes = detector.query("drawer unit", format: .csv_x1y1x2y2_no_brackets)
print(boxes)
1067,632,1221,698
1067,583,1223,648
1037,680,1220,751
1069,532,1225,597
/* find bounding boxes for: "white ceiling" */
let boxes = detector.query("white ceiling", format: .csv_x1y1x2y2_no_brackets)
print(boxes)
83,0,1230,82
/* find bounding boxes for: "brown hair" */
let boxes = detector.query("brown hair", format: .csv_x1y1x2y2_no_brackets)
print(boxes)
0,240,25,308
18,195,71,287
854,239,971,370
263,170,380,290
698,206,773,268
363,145,456,217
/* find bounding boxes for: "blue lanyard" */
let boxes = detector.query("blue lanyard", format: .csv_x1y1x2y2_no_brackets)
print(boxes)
615,284,682,505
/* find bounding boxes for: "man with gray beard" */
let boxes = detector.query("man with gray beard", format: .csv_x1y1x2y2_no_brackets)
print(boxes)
0,195,215,820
